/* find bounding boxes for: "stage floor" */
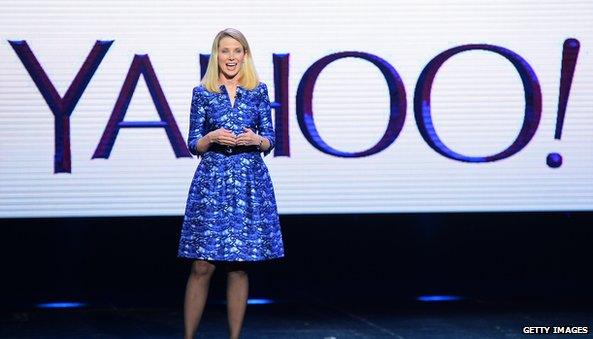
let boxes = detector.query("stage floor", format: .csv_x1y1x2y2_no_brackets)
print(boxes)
2,298,591,338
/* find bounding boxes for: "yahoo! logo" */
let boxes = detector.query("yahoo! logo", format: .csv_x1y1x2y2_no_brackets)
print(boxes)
8,39,580,173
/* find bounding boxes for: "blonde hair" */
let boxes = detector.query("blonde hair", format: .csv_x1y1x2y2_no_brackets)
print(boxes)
202,28,260,93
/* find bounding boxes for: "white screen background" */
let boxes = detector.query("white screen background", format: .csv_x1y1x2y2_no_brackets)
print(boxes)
1,0,592,217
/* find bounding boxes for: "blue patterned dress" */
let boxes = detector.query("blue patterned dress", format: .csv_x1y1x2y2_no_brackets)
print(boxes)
177,82,285,261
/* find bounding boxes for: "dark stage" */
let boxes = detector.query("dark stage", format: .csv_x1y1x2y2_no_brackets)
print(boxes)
1,212,592,338
3,299,592,338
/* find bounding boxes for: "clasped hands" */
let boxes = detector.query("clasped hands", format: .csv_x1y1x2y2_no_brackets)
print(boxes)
207,127,261,147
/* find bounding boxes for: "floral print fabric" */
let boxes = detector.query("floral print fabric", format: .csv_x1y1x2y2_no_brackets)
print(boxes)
177,82,285,261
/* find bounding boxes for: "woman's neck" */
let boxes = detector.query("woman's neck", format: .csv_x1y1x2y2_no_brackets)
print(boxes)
218,75,239,87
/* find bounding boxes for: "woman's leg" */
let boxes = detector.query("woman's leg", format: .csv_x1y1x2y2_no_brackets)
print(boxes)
183,260,216,339
225,262,249,339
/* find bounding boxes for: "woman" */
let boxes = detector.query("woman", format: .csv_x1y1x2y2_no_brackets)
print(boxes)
177,28,284,339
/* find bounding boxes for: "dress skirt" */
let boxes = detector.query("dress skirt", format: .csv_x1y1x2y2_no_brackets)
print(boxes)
177,150,285,261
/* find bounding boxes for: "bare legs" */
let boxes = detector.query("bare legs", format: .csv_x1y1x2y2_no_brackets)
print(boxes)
183,260,249,339
183,260,215,339
226,263,249,339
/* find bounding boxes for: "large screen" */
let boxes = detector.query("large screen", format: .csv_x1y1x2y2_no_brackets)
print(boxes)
1,0,592,217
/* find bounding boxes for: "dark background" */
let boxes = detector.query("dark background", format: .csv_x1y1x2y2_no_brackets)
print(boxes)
1,212,592,309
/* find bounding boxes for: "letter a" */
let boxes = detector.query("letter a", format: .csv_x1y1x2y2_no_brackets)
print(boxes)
93,54,191,158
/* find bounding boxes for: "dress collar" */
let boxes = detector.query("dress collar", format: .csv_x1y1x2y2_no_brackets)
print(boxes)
218,84,245,93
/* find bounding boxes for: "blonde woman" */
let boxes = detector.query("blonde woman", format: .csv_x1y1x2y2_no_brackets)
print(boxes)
177,28,284,339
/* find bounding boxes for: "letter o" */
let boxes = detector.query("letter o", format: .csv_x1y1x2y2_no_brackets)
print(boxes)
414,44,542,162
296,51,406,157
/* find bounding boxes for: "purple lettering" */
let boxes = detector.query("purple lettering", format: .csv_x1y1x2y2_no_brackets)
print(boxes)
9,40,113,172
93,54,189,159
414,44,542,162
296,51,406,157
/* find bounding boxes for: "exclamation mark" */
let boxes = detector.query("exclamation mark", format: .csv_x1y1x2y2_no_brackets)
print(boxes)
547,38,580,168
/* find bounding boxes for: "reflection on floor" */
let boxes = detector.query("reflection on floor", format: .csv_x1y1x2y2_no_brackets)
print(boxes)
2,298,591,338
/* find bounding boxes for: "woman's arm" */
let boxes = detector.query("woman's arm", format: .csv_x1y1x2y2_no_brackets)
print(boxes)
187,86,207,157
255,82,275,156
258,135,271,152
194,133,212,154
188,86,236,156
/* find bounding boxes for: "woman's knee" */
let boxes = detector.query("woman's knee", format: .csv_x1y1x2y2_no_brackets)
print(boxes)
190,260,216,277
225,263,249,277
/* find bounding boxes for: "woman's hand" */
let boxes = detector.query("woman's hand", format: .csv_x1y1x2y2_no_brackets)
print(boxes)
207,128,237,146
236,128,261,146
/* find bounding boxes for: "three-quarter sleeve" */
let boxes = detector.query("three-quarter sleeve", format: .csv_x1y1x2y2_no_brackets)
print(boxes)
187,86,206,157
256,82,275,157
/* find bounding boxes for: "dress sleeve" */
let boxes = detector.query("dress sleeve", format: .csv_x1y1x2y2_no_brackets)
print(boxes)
187,86,207,157
256,82,275,157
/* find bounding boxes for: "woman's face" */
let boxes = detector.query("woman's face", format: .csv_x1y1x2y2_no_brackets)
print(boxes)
217,36,245,80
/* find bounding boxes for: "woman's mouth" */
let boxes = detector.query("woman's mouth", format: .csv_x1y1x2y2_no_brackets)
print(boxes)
226,62,237,71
